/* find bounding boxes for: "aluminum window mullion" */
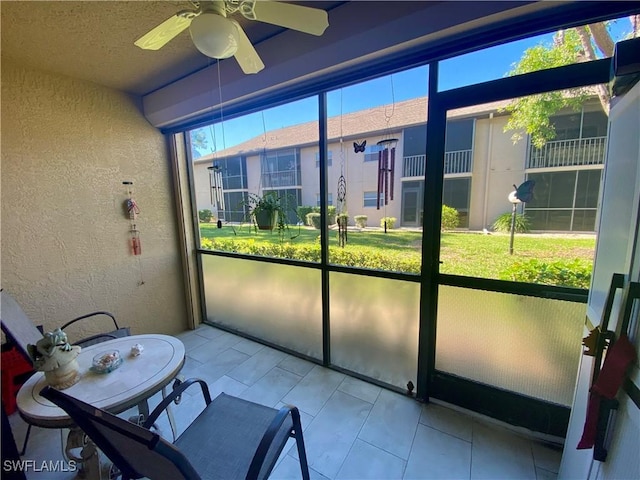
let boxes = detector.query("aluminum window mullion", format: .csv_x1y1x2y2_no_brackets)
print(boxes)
417,63,445,401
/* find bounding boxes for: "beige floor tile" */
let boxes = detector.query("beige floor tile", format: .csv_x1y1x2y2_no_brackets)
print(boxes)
419,402,473,442
404,424,471,480
227,346,287,385
337,439,406,480
358,389,422,460
293,390,372,478
282,365,345,416
471,422,536,480
239,367,302,407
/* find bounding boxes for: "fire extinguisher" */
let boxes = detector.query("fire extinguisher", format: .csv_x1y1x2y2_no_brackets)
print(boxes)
131,226,142,256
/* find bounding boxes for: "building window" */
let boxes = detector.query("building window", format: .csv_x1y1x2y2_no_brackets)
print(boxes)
221,191,248,223
363,191,383,207
263,188,302,225
316,193,333,206
525,169,601,231
214,157,247,190
443,177,471,228
261,149,301,187
315,151,333,167
364,144,384,162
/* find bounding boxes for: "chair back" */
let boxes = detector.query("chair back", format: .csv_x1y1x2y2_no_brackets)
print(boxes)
0,290,43,362
41,387,201,480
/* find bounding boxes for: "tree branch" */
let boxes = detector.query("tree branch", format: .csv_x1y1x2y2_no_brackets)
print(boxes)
588,23,614,57
631,15,639,37
575,26,610,115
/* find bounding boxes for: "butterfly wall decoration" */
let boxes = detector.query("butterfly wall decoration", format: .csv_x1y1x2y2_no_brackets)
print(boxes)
513,180,536,203
353,140,366,153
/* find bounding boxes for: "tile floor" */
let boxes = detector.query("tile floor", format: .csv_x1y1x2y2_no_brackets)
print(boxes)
8,325,563,479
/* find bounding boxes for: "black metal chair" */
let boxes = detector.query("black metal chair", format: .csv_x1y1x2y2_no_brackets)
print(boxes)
41,379,310,480
0,289,130,453
0,290,130,356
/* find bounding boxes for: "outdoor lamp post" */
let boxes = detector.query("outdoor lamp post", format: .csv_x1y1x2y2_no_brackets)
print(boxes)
507,189,521,255
507,180,535,255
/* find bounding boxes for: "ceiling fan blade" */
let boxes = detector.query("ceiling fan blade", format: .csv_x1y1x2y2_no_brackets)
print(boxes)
251,1,329,36
232,21,265,74
134,12,195,50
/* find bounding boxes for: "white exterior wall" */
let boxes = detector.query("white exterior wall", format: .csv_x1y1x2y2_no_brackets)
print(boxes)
471,115,528,230
193,161,215,216
300,145,319,207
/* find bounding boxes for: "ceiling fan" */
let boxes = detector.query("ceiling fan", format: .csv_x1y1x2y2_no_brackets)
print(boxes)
134,0,329,74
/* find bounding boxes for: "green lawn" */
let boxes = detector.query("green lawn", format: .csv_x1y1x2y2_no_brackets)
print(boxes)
200,223,595,286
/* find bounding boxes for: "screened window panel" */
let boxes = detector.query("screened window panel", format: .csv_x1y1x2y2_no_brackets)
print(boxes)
528,171,576,209
435,286,584,406
552,113,581,141
442,178,470,228
527,209,572,231
572,209,597,231
202,255,322,360
223,176,244,190
221,191,248,223
403,125,427,157
443,178,470,210
445,119,474,151
581,111,608,138
575,170,601,208
330,273,419,389
263,188,301,225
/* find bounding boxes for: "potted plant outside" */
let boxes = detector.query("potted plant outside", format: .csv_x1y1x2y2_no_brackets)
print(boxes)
244,191,295,234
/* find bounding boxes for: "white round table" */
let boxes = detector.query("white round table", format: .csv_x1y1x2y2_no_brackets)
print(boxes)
17,334,185,428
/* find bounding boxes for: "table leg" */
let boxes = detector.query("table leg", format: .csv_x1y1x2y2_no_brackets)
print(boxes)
162,386,178,441
65,428,102,480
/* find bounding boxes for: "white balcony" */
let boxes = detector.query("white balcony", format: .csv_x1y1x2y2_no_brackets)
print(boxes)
403,150,473,178
527,136,606,169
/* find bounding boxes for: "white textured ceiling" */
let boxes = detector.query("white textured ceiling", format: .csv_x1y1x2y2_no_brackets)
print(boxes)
0,1,342,96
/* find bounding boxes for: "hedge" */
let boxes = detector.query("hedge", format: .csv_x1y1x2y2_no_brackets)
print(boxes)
200,237,421,273
500,259,591,289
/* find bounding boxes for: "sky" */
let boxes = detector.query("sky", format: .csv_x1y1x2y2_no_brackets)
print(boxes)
192,17,634,159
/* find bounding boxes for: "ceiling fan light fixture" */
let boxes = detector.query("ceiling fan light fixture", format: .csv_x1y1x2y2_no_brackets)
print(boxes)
189,12,239,59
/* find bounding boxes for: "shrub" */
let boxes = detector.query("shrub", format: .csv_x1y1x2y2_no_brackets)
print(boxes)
306,212,321,229
500,259,591,289
327,206,337,225
337,213,349,227
299,205,337,225
297,206,315,225
380,217,396,229
354,215,368,228
441,205,459,231
198,209,213,223
199,237,421,273
493,212,530,233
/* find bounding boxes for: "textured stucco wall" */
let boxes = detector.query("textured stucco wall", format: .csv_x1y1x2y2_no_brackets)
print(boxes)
1,61,188,340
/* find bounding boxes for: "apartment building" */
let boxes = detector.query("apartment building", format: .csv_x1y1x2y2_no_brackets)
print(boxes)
193,96,607,232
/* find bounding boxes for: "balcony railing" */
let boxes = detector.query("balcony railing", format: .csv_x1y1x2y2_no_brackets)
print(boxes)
261,170,299,188
527,136,606,169
402,150,473,178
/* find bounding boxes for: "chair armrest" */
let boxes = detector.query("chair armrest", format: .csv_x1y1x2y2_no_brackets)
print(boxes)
247,405,302,479
59,311,119,331
73,333,119,348
143,378,212,429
